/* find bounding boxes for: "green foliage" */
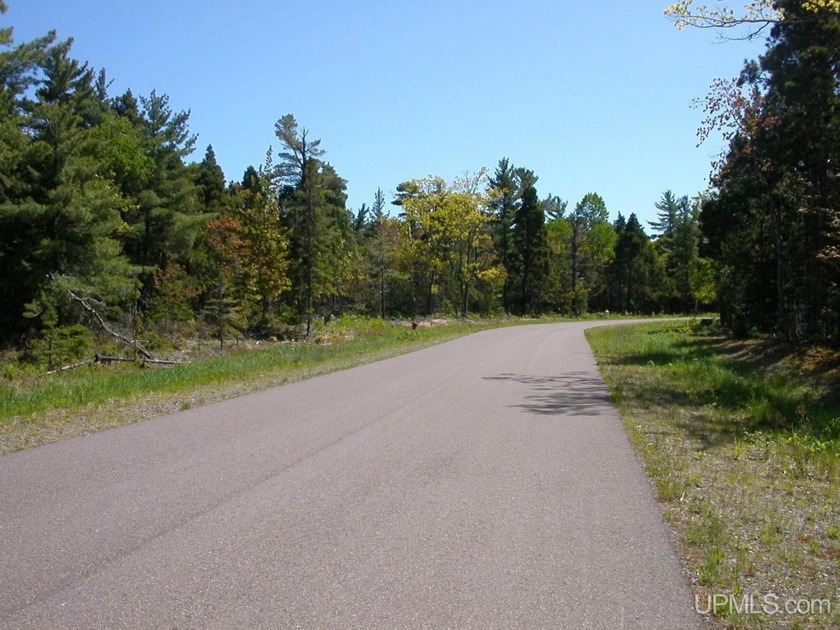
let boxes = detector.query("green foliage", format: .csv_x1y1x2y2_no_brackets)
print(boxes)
607,213,667,313
197,214,248,347
201,287,246,349
206,155,294,336
488,158,519,312
590,321,839,627
13,0,838,358
698,2,840,341
146,262,198,333
567,192,615,314
394,172,497,317
90,112,154,184
275,114,354,335
28,323,93,370
487,161,559,315
24,303,93,369
510,168,550,315
192,145,226,212
649,191,704,311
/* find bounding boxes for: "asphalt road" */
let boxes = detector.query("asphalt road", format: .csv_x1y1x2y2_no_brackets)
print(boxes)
0,321,702,629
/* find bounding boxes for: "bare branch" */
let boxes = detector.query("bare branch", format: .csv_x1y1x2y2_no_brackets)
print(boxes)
44,353,183,375
66,289,158,361
45,358,96,375
96,355,183,366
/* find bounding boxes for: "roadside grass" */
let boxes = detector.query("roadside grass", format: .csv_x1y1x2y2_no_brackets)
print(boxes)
587,321,839,629
0,316,498,454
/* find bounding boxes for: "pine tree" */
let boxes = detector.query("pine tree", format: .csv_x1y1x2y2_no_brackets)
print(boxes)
192,144,226,213
488,158,518,313
511,169,549,315
319,161,354,316
608,213,664,313
275,114,352,335
371,188,388,318
760,0,839,339
16,40,139,343
0,9,57,342
650,191,700,311
699,1,839,339
119,91,207,274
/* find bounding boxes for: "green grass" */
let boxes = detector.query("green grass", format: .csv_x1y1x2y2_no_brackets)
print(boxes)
588,321,840,629
0,317,497,452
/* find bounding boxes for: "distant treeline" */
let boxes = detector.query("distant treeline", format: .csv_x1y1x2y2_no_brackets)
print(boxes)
1,0,837,369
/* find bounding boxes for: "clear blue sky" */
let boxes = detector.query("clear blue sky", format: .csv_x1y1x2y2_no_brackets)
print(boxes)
6,0,765,226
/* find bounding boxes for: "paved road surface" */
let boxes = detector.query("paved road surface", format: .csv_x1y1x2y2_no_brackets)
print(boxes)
1,321,702,629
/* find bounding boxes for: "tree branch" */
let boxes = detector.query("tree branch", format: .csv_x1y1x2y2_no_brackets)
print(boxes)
45,358,96,375
66,289,158,361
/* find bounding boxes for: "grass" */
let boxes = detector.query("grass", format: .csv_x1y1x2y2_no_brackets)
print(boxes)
0,316,500,454
587,321,839,629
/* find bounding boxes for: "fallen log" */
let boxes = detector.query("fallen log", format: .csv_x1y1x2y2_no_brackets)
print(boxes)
43,353,184,375
96,355,182,366
44,358,96,375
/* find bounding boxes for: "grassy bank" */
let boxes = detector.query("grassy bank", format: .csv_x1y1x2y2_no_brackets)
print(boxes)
0,317,496,454
587,322,839,629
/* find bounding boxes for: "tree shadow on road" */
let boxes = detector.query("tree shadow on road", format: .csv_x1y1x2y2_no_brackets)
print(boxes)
482,372,614,417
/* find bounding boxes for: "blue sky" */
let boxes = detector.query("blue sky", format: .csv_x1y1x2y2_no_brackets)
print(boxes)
6,1,765,226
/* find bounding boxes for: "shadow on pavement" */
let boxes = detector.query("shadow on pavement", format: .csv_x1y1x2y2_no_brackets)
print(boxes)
482,372,613,417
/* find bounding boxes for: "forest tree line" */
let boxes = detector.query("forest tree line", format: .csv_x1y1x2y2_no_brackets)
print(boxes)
1,0,837,369
692,0,840,341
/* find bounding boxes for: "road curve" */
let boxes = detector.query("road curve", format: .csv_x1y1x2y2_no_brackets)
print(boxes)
0,321,702,629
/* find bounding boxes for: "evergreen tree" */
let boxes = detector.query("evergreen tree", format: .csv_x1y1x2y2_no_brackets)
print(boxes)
701,167,779,335
760,0,839,339
119,91,206,274
649,191,701,311
700,1,839,339
649,190,681,240
275,114,351,335
370,188,389,318
510,168,549,315
608,213,665,313
488,158,518,313
0,10,57,342
352,188,408,318
319,161,354,316
353,203,369,234
192,144,226,213
14,39,139,345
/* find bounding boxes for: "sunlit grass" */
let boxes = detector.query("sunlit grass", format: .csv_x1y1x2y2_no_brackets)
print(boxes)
0,317,491,451
588,321,840,629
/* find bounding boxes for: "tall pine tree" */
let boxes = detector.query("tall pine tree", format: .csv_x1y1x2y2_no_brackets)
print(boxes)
511,168,549,315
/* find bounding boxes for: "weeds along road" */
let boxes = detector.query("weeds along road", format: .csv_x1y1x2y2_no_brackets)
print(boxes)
0,321,702,629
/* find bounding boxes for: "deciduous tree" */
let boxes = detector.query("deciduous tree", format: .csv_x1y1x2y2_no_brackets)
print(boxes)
568,193,615,314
